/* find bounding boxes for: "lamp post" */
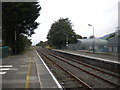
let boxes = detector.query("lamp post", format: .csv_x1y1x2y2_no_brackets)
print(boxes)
88,24,95,53
15,26,16,54
64,33,68,47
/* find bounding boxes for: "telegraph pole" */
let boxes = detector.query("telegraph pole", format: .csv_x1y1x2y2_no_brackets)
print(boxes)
15,26,16,54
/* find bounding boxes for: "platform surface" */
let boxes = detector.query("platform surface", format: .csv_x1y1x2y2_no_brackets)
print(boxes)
1,49,62,89
53,49,119,64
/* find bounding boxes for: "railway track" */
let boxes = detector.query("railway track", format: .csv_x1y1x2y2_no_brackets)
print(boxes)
50,49,120,77
37,48,120,89
38,50,94,89
50,50,120,78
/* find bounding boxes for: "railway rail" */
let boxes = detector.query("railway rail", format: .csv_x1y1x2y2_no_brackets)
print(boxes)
37,48,120,89
51,50,120,78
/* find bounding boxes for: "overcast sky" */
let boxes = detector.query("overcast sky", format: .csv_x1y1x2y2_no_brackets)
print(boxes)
30,0,119,45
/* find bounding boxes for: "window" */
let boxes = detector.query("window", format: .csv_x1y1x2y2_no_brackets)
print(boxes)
114,47,117,52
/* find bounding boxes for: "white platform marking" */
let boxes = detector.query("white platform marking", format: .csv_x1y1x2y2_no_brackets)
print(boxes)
0,68,10,71
0,65,16,75
0,72,6,75
0,65,13,68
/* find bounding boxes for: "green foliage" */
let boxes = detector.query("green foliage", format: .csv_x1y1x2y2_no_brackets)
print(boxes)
89,35,95,39
76,34,82,39
106,33,116,40
36,41,48,48
16,35,32,54
3,2,41,36
2,2,41,54
82,37,87,39
47,18,77,49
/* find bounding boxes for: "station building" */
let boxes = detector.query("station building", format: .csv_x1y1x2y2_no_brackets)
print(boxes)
107,30,120,53
67,38,108,52
67,30,120,53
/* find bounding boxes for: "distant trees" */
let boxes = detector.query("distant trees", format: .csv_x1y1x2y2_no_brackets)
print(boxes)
89,35,95,39
2,2,41,54
36,41,48,48
76,34,82,39
106,33,116,40
82,37,87,39
47,18,78,49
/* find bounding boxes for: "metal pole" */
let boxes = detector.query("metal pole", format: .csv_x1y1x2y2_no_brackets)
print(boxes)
15,27,16,54
88,24,95,53
64,33,68,47
66,34,68,46
93,27,95,53
15,30,16,41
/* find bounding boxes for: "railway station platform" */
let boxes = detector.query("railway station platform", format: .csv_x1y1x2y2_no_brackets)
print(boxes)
53,49,119,64
53,49,120,73
1,49,62,89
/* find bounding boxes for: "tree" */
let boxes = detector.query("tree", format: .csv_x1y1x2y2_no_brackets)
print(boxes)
89,35,95,39
76,34,82,39
16,35,32,53
2,2,41,54
106,33,116,40
47,18,77,49
82,37,87,39
36,41,48,48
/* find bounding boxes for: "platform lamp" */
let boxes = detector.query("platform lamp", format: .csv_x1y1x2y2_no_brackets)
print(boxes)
88,24,95,53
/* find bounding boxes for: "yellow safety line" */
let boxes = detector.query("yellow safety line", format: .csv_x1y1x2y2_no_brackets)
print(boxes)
25,58,32,90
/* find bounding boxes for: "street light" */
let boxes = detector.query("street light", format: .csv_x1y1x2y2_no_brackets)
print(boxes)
64,33,68,47
88,24,95,53
15,26,17,54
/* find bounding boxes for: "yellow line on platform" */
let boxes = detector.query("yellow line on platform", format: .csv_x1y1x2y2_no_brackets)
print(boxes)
25,58,32,90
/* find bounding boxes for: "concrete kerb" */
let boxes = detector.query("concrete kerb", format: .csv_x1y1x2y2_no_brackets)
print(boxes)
35,49,63,89
53,49,120,73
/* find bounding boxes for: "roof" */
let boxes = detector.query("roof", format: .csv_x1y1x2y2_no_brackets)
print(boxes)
77,38,107,46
